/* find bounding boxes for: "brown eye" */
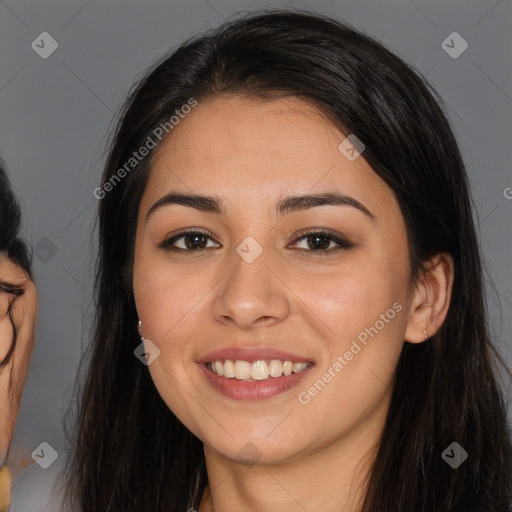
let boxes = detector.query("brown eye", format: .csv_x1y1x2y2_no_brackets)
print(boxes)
158,230,220,251
290,230,354,254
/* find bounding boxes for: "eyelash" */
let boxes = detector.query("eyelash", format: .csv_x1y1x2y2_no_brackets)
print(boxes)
0,281,24,297
158,228,354,255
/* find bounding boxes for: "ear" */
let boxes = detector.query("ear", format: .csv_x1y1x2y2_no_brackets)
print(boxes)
404,252,454,343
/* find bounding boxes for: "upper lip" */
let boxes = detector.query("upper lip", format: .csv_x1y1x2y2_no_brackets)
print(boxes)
197,346,314,364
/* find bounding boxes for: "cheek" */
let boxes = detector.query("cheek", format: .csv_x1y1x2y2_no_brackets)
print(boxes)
134,267,198,340
289,269,405,440
290,262,404,340
132,254,206,422
133,248,219,361
287,250,409,400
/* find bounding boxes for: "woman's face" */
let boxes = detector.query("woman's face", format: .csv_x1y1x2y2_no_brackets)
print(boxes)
0,253,37,465
133,96,414,465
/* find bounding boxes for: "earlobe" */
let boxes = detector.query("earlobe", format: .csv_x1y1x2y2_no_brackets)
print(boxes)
404,252,454,344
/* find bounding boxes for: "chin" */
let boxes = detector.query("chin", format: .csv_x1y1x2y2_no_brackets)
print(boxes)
204,433,308,466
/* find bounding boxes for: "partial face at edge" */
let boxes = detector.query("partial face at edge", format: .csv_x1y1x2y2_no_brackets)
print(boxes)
132,95,414,464
0,253,37,466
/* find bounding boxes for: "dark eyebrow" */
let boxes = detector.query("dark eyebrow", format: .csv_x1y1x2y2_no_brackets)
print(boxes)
145,192,376,222
276,192,376,220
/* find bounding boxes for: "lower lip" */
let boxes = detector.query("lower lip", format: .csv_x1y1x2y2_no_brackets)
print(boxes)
198,362,314,400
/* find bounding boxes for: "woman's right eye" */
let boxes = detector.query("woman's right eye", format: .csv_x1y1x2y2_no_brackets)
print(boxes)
158,230,221,251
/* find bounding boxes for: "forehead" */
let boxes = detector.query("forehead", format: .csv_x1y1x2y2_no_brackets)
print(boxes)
141,95,400,221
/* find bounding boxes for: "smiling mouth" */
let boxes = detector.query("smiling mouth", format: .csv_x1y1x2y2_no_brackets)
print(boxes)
206,359,314,382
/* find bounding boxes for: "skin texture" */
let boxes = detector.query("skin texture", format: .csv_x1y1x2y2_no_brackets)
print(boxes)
132,96,454,512
0,253,37,511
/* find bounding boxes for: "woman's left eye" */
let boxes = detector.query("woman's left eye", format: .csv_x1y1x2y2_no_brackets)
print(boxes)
289,230,354,254
158,229,354,254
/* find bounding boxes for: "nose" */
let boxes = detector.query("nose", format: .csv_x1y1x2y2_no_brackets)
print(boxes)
210,246,291,330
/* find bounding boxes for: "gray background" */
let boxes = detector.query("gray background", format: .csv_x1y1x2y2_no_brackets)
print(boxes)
0,0,511,509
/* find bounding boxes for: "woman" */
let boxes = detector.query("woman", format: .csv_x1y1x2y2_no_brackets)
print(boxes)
60,10,512,512
0,163,37,511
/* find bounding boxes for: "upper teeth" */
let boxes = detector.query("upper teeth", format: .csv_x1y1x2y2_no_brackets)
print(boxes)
208,360,312,381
